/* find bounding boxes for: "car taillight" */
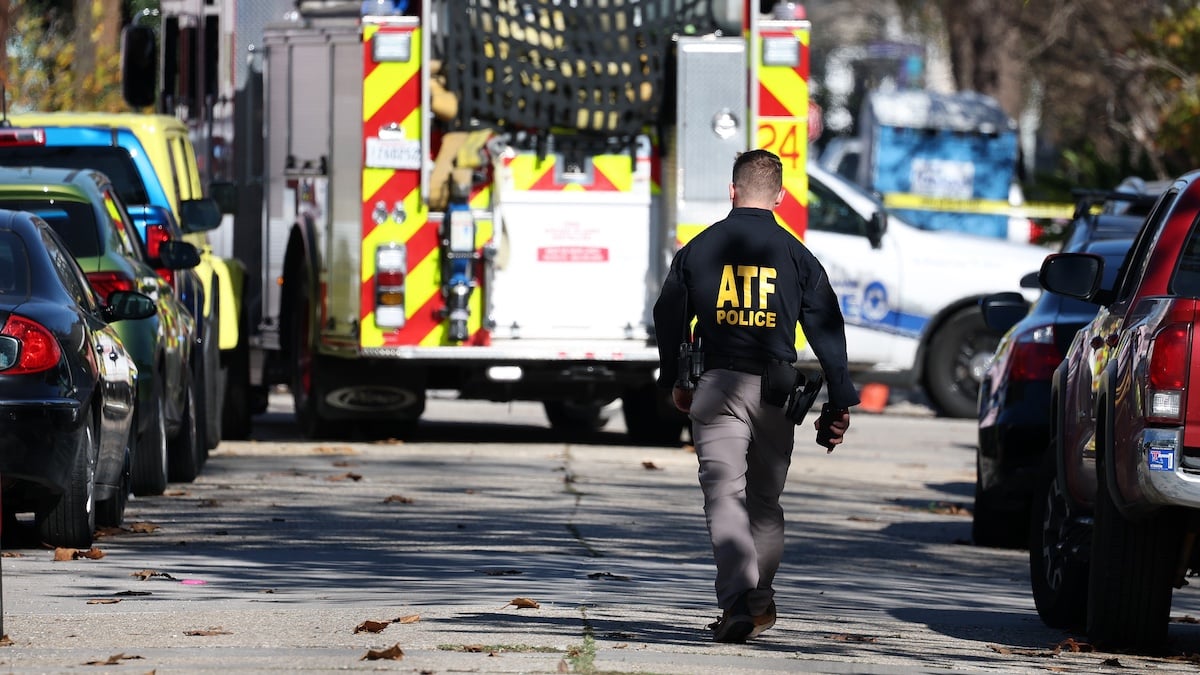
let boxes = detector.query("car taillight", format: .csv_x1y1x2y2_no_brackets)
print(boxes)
86,271,136,299
0,128,46,146
1146,323,1189,423
1009,325,1062,382
0,314,62,374
145,224,170,259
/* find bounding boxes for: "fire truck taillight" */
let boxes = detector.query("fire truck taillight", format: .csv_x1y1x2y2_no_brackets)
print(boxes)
1146,323,1189,423
0,128,46,146
375,244,407,328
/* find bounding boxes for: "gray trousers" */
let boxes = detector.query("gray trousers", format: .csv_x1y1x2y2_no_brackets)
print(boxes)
689,368,795,615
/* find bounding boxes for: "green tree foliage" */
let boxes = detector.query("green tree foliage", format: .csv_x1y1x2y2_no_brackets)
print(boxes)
1135,5,1200,176
5,0,151,113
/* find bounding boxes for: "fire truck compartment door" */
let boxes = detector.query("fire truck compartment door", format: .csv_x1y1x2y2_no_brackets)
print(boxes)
491,197,651,340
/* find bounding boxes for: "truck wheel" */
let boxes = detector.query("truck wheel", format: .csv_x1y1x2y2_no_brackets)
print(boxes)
1029,451,1088,629
131,378,169,496
925,306,999,419
289,268,332,439
96,427,133,528
167,374,203,483
544,400,612,431
621,384,686,446
971,458,1026,548
37,409,96,549
1085,450,1181,650
221,299,253,440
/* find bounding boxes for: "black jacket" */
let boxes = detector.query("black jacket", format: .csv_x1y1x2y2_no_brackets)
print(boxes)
652,207,860,410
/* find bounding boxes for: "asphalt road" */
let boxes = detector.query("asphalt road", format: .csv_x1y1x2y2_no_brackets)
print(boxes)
0,392,1198,674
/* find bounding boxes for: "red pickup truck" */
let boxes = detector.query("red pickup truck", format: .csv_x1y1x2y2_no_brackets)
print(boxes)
1036,172,1200,651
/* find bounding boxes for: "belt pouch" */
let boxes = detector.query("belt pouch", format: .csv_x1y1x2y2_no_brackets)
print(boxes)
761,361,797,407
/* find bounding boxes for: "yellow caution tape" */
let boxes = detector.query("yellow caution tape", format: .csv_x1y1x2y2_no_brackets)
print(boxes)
882,193,1075,220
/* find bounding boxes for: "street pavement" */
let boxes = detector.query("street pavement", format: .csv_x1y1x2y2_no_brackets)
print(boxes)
0,392,1198,673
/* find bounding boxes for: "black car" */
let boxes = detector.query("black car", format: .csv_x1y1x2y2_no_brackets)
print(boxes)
0,209,155,548
974,237,1134,547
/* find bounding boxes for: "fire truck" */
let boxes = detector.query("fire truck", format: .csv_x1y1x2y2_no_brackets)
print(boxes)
125,0,811,442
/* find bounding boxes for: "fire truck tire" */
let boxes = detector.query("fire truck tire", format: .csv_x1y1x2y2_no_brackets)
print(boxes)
287,265,333,439
621,384,686,446
544,400,612,431
925,306,999,419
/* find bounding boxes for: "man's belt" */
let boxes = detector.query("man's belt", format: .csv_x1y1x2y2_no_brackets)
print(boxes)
703,355,774,375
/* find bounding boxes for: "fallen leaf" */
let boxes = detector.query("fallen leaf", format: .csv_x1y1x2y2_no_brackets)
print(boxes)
384,495,414,504
354,620,391,634
326,472,363,482
361,644,405,661
163,489,189,496
504,597,541,609
1055,637,1094,653
587,571,631,581
1,552,23,558
184,627,232,636
86,599,120,605
315,445,356,454
479,569,522,576
463,644,487,652
83,653,143,665
115,590,152,597
1101,657,1123,666
927,501,970,516
394,614,420,624
641,461,661,470
93,526,125,538
128,522,161,533
331,460,360,467
0,635,12,646
54,547,104,561
131,570,178,581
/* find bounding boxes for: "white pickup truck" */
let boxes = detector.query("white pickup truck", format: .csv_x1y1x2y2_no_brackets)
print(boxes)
801,162,1048,417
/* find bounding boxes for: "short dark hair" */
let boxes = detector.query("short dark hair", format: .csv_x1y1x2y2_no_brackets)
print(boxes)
732,149,783,201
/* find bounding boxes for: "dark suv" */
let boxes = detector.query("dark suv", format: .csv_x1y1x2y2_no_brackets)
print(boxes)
1035,171,1200,651
974,181,1165,548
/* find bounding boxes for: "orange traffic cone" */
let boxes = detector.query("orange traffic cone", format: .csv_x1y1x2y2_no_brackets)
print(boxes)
858,383,889,413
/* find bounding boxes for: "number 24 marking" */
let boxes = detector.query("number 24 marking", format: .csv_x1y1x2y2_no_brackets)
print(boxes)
757,122,804,170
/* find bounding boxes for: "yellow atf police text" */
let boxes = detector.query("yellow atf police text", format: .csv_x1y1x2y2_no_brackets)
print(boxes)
716,265,777,328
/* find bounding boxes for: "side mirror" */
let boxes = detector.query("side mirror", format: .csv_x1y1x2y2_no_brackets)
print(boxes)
209,181,238,215
867,210,887,249
103,290,157,322
979,292,1030,333
179,197,223,233
157,240,201,270
1039,253,1104,301
120,25,157,109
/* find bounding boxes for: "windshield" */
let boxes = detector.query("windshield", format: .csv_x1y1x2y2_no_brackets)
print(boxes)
0,146,151,206
0,229,30,299
0,201,101,258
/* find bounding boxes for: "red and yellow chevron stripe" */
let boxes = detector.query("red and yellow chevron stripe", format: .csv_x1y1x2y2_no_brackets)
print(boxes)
503,153,635,192
755,25,810,240
358,24,492,350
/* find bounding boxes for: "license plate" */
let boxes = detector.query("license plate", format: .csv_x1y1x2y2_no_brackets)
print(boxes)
366,137,422,170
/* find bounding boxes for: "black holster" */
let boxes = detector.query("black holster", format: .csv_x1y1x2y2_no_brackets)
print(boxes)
761,361,798,408
784,372,824,425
